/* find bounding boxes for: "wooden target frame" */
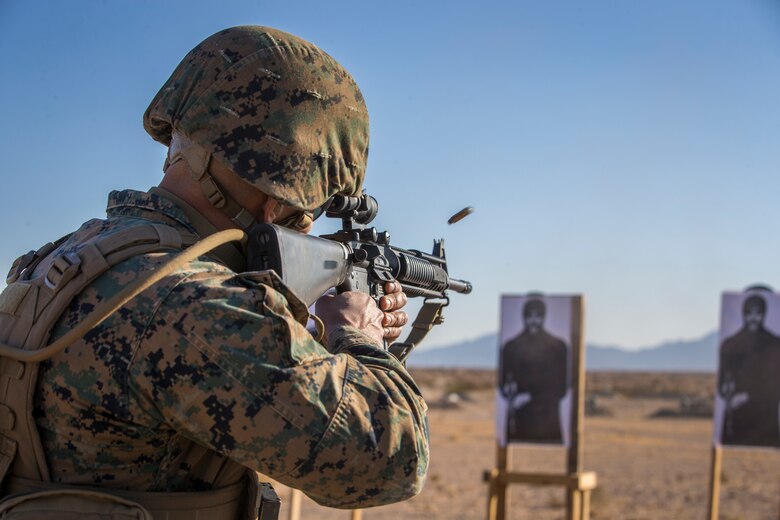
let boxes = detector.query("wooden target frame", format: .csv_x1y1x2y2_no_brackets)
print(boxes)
484,294,597,520
708,287,780,520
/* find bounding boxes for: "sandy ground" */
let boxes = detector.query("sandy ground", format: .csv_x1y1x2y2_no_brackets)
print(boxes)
273,371,780,520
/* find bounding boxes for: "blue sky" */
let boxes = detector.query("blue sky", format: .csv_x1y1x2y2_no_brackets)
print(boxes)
1,0,779,350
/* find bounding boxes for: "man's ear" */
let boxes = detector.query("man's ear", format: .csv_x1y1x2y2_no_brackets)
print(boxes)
261,198,283,224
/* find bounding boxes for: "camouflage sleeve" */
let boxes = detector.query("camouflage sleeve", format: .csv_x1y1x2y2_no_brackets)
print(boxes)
131,267,429,508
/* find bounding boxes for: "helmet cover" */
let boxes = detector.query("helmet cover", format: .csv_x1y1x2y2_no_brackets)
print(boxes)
144,26,369,211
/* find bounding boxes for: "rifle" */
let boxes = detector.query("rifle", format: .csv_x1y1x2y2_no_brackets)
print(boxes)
246,193,472,361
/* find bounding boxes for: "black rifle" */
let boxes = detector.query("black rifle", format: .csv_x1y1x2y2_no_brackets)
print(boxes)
246,193,472,360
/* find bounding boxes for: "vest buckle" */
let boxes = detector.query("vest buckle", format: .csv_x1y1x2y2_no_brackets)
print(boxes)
44,253,81,291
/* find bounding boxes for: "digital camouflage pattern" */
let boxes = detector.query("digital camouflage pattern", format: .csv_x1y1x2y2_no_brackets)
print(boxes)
33,189,428,508
144,26,369,212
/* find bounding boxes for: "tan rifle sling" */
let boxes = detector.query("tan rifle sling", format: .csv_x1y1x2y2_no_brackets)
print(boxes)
0,224,268,519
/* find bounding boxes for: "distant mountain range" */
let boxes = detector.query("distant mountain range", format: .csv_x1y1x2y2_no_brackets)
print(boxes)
407,331,719,372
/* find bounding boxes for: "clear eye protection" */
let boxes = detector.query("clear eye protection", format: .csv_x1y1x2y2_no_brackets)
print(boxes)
274,197,334,232
275,211,314,232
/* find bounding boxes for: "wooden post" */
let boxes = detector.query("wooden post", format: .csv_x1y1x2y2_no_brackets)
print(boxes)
581,489,591,520
287,488,302,520
566,296,585,520
350,509,363,520
569,489,582,520
707,445,722,520
495,445,510,520
486,468,499,520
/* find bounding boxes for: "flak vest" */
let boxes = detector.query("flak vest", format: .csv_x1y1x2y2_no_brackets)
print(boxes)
0,223,278,520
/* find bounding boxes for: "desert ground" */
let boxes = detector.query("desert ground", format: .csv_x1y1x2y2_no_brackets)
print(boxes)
273,370,780,520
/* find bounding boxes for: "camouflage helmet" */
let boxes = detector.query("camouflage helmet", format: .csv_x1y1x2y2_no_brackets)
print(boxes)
143,26,369,213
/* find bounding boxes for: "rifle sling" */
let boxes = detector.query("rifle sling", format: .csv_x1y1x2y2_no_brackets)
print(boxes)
389,299,447,362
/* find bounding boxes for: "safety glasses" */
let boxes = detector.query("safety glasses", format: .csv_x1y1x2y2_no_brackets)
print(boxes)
274,197,334,232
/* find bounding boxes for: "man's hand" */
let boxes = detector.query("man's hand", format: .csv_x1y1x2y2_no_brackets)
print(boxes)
502,381,518,399
728,392,749,411
316,291,385,346
379,281,408,342
511,392,531,411
315,281,408,348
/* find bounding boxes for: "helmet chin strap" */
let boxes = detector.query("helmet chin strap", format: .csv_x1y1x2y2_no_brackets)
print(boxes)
167,133,257,230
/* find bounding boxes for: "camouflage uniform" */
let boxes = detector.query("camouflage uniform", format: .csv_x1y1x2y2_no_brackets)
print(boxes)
34,188,429,508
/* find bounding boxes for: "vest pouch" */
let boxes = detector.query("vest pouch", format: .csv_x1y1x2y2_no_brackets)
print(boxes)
0,488,153,519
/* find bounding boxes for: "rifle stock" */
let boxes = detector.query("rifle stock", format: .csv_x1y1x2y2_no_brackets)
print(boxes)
245,224,350,307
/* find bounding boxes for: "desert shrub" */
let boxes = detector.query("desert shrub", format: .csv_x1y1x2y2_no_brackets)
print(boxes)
648,396,714,418
408,368,495,392
586,371,715,399
585,396,613,417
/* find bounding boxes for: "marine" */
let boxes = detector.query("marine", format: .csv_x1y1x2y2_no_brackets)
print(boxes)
0,26,428,518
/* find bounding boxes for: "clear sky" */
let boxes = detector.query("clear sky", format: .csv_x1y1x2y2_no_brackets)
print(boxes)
1,0,779,350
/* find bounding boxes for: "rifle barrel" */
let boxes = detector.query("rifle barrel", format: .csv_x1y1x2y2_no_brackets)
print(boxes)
448,278,472,294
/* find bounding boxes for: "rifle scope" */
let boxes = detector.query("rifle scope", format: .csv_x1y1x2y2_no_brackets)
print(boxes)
325,194,378,225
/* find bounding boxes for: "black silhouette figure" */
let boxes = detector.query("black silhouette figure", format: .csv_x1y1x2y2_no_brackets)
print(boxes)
500,299,568,444
719,294,780,447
